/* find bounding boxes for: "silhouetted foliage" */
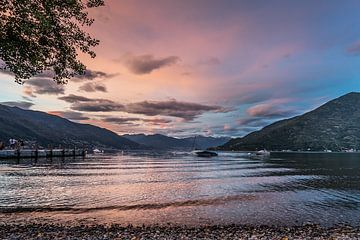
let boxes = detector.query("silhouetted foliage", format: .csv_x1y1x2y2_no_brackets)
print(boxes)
0,0,104,84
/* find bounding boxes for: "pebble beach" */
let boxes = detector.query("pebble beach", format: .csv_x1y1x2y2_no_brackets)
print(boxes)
1,223,359,240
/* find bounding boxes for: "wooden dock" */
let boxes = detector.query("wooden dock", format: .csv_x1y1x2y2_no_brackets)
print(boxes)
0,149,86,159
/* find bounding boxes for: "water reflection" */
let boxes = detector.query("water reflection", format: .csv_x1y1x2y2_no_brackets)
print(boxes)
0,152,359,226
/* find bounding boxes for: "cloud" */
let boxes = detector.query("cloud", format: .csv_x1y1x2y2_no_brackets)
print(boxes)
0,68,14,77
123,54,180,74
208,124,260,137
237,117,270,127
223,124,232,131
59,95,125,112
22,96,33,102
61,95,226,121
2,66,112,99
34,69,115,82
1,101,34,109
142,118,172,125
72,70,116,82
1,68,113,97
22,86,36,98
1,68,113,81
49,111,90,121
33,71,55,79
103,117,172,127
79,82,107,92
58,94,93,103
71,99,125,112
125,100,225,120
182,72,192,76
246,103,297,118
103,117,141,125
3,69,65,97
0,69,65,96
198,57,221,65
236,92,272,104
24,78,65,95
347,41,360,55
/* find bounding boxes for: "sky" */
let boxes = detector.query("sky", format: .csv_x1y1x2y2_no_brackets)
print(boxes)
1,0,360,137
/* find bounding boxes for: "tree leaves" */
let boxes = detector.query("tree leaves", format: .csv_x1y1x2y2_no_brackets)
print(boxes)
0,0,104,84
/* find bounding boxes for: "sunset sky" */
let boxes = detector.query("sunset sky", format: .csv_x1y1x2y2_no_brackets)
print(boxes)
1,0,360,137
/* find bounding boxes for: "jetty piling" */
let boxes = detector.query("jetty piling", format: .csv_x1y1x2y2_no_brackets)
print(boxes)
34,146,38,161
0,148,86,159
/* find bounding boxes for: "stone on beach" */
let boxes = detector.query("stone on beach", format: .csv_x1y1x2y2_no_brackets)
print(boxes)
0,223,359,240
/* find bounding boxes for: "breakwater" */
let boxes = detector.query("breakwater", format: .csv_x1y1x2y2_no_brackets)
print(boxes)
0,149,85,159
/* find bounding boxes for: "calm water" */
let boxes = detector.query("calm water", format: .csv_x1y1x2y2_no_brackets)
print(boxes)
0,151,359,226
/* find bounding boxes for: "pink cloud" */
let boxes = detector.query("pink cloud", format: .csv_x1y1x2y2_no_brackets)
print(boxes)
246,98,297,118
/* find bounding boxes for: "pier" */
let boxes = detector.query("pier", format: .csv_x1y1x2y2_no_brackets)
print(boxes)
0,149,86,159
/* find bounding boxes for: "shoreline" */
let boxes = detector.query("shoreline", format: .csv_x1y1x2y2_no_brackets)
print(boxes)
1,223,359,239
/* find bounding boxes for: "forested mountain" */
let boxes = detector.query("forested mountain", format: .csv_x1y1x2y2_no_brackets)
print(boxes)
219,92,360,151
0,104,142,149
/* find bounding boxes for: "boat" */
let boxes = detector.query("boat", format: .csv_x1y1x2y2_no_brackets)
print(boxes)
344,149,356,153
93,148,104,154
249,149,270,159
191,136,218,157
195,150,218,157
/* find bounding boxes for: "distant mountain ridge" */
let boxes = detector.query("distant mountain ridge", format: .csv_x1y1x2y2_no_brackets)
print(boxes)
218,92,360,151
123,134,230,150
0,104,142,149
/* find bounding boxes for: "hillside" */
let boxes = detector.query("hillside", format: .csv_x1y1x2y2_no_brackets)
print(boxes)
219,92,360,151
0,104,142,149
123,134,230,150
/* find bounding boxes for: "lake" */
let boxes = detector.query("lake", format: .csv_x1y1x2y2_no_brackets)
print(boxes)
0,151,359,226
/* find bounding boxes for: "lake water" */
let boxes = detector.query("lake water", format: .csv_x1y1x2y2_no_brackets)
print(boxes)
0,151,359,226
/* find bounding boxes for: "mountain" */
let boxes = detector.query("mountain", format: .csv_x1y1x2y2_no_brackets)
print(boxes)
123,134,190,149
218,92,360,151
182,135,232,149
0,104,142,149
123,134,230,150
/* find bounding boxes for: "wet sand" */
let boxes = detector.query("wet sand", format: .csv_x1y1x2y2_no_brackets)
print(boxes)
1,223,359,240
